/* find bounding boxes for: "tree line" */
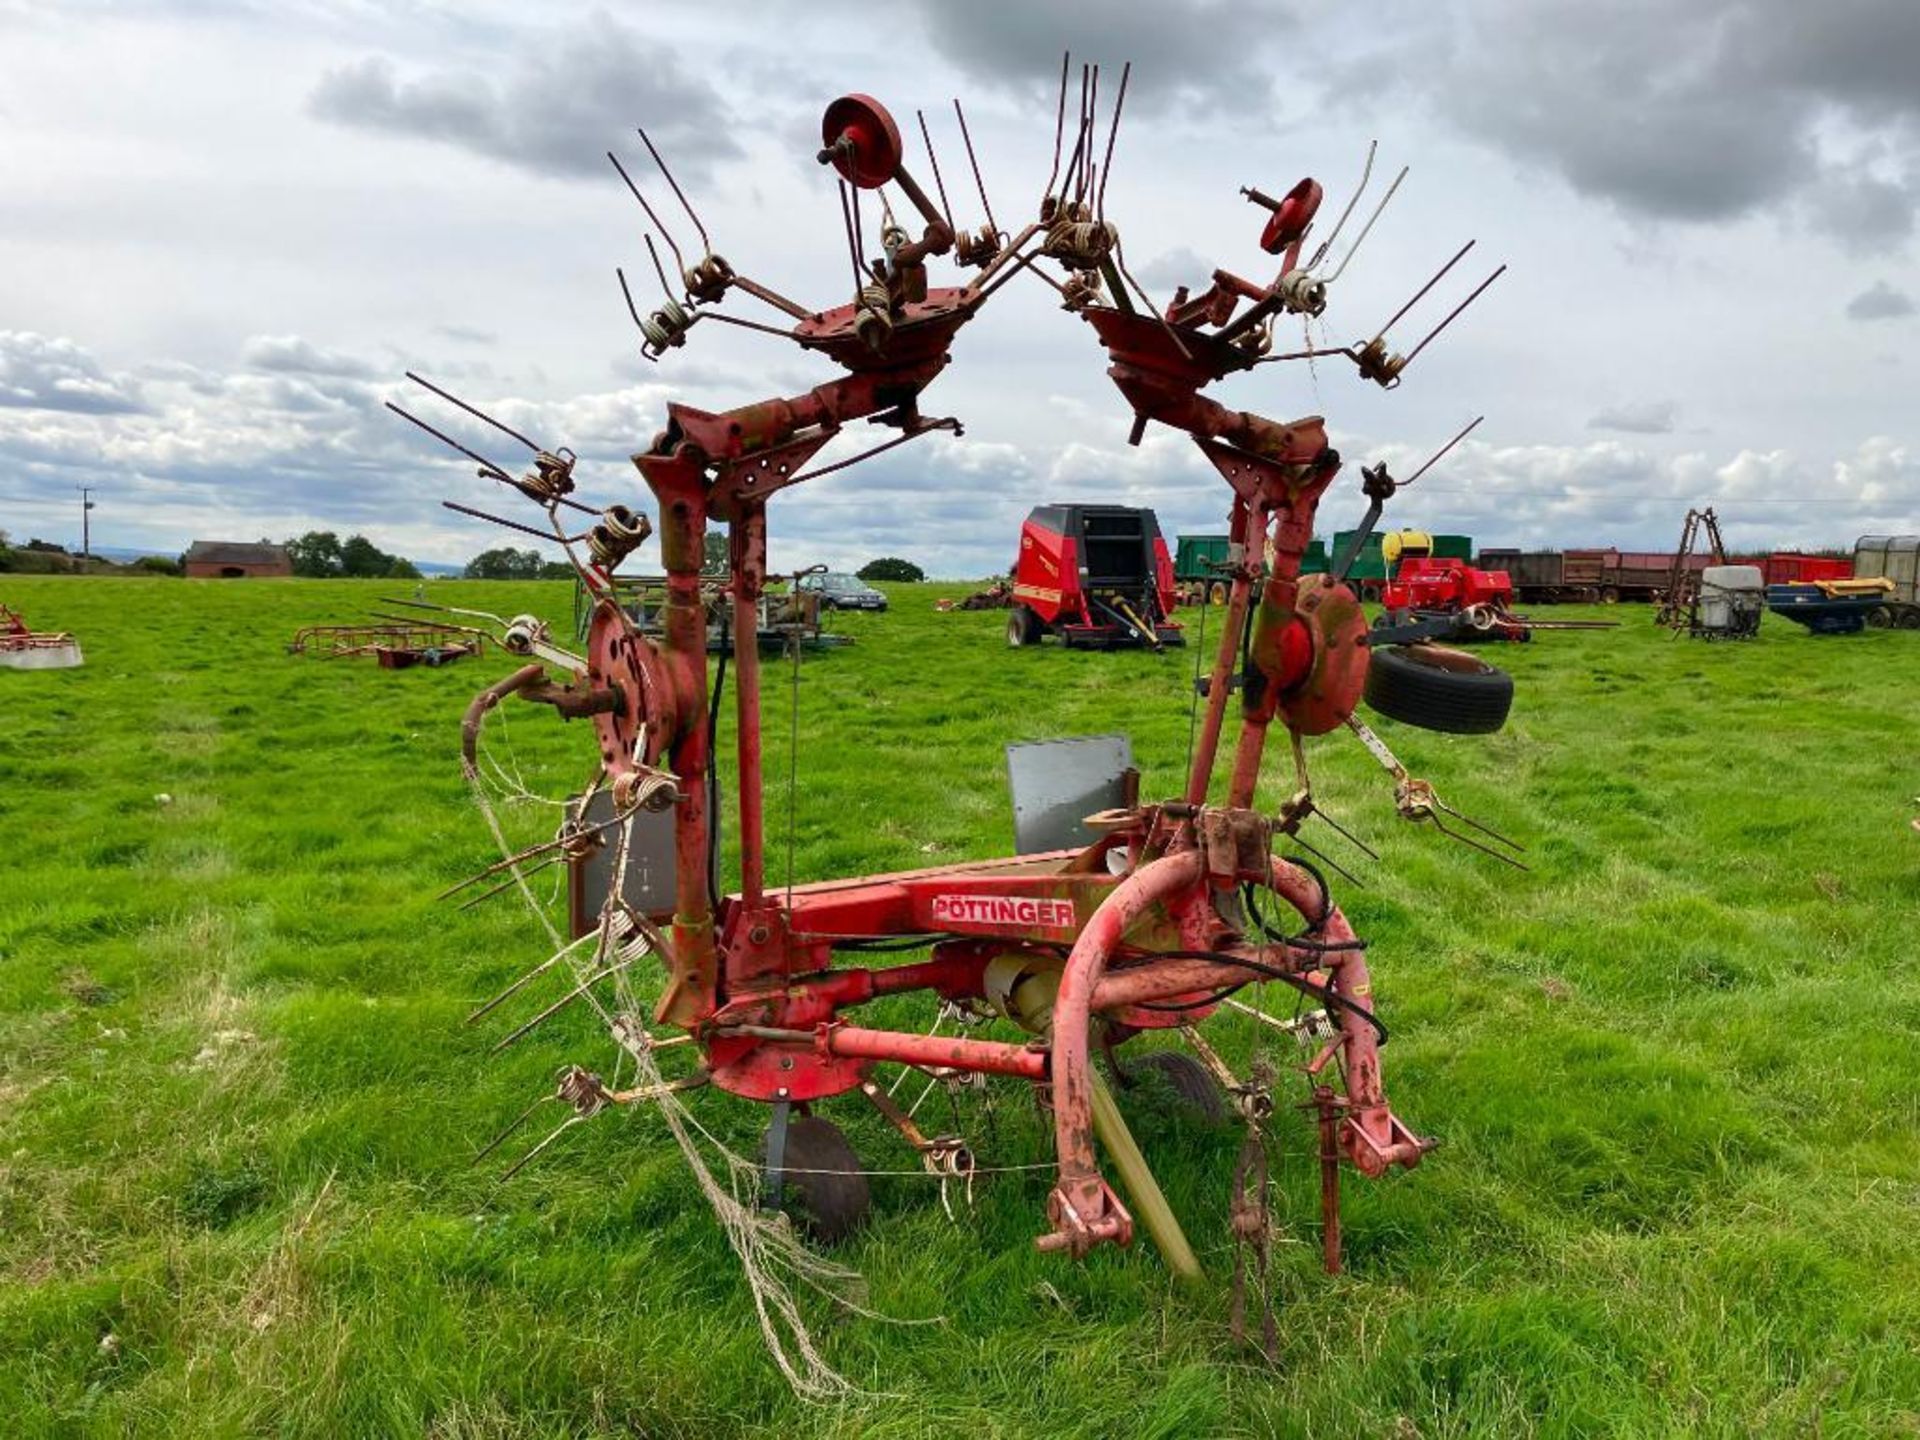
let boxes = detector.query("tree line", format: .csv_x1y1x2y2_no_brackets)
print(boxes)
284,531,421,579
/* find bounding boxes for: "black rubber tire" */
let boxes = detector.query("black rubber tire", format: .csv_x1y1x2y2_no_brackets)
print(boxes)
1365,643,1514,735
1600,586,1620,605
1900,609,1920,631
1006,606,1042,647
1122,1050,1229,1125
1867,605,1893,629
759,1115,870,1244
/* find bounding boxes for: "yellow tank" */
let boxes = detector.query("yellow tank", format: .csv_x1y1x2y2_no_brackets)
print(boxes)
1381,530,1434,566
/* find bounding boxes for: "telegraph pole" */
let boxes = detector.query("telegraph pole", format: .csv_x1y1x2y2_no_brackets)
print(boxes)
77,486,95,567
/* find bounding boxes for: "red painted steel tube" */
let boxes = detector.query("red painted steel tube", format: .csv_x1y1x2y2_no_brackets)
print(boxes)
1045,848,1206,1255
640,453,719,1027
1092,954,1302,1011
821,1024,1047,1079
731,505,767,904
1185,501,1258,805
1268,856,1426,1177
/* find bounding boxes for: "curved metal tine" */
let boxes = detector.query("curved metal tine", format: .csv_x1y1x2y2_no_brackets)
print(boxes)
489,960,632,1054
1370,240,1474,344
1042,50,1071,206
1399,414,1485,489
607,150,690,291
615,267,659,363
637,126,712,256
472,1093,558,1165
1306,140,1377,271
1060,64,1091,208
405,371,540,453
700,309,806,342
1319,163,1409,284
1400,264,1507,369
365,611,492,639
915,110,957,233
386,401,514,482
1256,345,1355,365
1309,803,1380,860
1434,797,1525,852
952,98,997,235
441,498,587,546
642,235,678,302
456,853,564,913
1096,61,1130,221
836,179,866,288
466,939,591,1025
497,1113,588,1183
1290,835,1366,888
1079,64,1100,205
377,594,510,629
445,808,637,906
1428,810,1529,870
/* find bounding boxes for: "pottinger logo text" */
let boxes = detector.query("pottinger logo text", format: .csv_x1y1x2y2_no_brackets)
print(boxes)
930,894,1076,929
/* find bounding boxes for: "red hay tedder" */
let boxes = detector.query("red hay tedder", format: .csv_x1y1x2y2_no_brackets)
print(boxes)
389,60,1521,1387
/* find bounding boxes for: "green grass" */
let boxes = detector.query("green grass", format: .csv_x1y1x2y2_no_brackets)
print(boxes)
2,574,1918,1438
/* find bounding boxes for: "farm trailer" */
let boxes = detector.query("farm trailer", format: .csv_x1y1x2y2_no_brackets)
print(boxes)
1478,547,1711,604
1174,533,1327,606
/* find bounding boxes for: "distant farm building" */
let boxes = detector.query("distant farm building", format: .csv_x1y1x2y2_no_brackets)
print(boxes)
182,541,293,579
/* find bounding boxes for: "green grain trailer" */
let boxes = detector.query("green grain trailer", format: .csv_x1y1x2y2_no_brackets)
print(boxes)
1174,534,1232,584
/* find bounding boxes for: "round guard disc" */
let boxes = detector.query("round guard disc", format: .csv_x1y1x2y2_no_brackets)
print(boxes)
1279,574,1371,735
821,93,902,189
1260,177,1324,255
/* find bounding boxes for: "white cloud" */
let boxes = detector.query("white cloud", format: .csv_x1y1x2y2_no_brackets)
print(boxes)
0,332,145,415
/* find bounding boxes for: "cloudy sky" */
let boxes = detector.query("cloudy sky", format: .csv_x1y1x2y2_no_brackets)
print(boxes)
1,0,1914,575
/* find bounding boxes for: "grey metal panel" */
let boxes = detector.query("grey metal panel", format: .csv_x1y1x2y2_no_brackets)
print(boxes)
1006,734,1134,855
567,789,690,934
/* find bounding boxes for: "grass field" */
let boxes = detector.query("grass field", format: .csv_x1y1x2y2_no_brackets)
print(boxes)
2,573,1918,1438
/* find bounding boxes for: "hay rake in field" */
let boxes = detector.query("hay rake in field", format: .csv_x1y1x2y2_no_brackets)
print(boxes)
392,59,1518,1392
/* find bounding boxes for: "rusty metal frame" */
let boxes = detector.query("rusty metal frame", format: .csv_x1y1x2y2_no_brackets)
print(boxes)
402,68,1508,1277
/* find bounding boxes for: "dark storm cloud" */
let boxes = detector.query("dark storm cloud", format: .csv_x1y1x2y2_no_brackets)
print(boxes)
1587,400,1678,436
1426,0,1920,245
892,0,1296,108
309,14,741,180
1845,280,1916,322
0,332,145,415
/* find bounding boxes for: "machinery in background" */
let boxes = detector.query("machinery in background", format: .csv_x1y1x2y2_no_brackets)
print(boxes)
0,604,82,670
1768,576,1918,634
1685,565,1765,639
1656,508,1730,632
1376,556,1619,643
1009,503,1182,649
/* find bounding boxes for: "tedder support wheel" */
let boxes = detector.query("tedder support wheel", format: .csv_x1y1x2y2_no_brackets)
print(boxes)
1122,1050,1229,1126
1600,587,1620,604
760,1115,870,1243
1364,643,1514,735
1208,581,1228,606
1006,605,1043,647
1867,605,1892,629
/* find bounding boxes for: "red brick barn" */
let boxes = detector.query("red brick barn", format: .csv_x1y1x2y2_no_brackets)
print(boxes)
182,541,294,579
